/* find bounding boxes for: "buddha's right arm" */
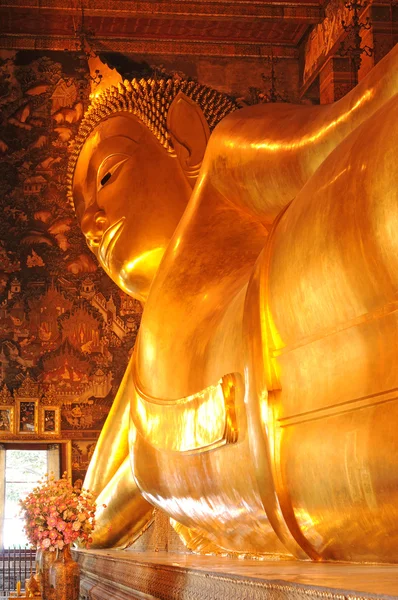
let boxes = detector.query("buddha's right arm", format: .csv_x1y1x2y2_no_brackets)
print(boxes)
83,355,154,548
83,357,134,496
85,455,154,548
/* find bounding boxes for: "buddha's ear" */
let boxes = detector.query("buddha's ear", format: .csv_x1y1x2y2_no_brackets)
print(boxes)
167,92,210,183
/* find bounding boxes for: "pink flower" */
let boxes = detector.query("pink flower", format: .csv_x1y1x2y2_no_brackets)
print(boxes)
20,473,97,549
56,520,66,531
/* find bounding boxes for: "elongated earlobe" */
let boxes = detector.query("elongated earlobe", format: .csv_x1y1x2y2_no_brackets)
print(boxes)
167,92,210,183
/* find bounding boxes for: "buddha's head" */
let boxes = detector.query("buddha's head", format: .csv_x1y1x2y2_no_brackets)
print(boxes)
68,78,236,302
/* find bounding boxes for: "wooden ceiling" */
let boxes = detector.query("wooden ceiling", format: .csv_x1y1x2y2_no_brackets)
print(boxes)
0,0,325,58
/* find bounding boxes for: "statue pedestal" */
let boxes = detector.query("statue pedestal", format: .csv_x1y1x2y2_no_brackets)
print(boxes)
76,549,398,600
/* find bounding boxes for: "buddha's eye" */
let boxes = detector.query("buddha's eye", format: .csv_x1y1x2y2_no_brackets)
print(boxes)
97,156,130,193
100,172,112,187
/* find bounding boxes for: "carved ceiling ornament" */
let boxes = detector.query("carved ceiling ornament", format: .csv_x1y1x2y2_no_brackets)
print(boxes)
0,0,321,57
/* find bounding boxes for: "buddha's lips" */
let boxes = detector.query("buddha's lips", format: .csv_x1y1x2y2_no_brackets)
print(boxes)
99,217,125,270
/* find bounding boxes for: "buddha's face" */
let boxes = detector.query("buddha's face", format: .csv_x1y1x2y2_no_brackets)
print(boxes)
73,114,192,302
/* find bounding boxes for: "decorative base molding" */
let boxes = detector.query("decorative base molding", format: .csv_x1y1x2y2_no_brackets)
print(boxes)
76,550,398,600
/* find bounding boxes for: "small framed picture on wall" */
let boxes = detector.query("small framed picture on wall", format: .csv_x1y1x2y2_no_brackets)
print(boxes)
17,399,38,434
39,406,60,435
0,406,15,434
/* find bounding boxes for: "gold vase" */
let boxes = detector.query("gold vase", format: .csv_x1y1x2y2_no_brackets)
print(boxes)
49,545,80,600
36,548,57,600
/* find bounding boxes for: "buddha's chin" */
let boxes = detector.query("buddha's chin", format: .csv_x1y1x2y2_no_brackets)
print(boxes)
112,269,150,303
96,251,147,302
118,248,165,302
99,246,164,303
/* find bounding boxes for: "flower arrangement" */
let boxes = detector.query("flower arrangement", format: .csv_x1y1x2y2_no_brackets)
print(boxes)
19,473,97,551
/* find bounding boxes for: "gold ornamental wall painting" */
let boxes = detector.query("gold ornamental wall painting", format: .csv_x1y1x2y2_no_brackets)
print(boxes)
0,49,143,484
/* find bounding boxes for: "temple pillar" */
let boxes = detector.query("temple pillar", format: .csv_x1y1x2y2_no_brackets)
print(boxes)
358,3,398,81
319,56,353,104
300,0,397,101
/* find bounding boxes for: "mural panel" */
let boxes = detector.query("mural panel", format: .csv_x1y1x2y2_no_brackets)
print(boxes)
0,49,142,481
71,439,97,485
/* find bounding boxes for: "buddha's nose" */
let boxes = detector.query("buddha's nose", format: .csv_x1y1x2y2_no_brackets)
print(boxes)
80,204,108,250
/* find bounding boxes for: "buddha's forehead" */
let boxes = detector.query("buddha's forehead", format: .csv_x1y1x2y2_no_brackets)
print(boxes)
76,114,144,176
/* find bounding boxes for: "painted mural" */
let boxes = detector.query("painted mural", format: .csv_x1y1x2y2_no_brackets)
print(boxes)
0,50,143,482
71,439,97,486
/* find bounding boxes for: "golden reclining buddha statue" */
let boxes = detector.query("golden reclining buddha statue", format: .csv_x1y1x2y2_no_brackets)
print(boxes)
68,44,398,563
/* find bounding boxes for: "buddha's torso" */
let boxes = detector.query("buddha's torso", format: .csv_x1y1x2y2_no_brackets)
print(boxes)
129,49,398,559
82,46,398,560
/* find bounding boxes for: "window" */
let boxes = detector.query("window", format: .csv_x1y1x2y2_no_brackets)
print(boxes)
3,449,48,548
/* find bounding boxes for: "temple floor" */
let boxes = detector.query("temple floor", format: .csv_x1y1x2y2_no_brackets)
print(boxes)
76,549,398,600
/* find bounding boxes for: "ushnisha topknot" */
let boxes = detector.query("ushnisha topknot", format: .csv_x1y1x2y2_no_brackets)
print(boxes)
66,77,238,207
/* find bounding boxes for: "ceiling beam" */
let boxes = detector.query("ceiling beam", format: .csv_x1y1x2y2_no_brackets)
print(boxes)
0,33,299,58
0,0,324,23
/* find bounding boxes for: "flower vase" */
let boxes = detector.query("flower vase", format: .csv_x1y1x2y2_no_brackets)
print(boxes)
36,548,57,600
49,545,80,600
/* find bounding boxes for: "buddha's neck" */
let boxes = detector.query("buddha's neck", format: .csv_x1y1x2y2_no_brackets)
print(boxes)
136,176,268,399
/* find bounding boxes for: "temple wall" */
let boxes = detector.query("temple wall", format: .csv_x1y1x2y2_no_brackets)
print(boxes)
121,53,301,102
